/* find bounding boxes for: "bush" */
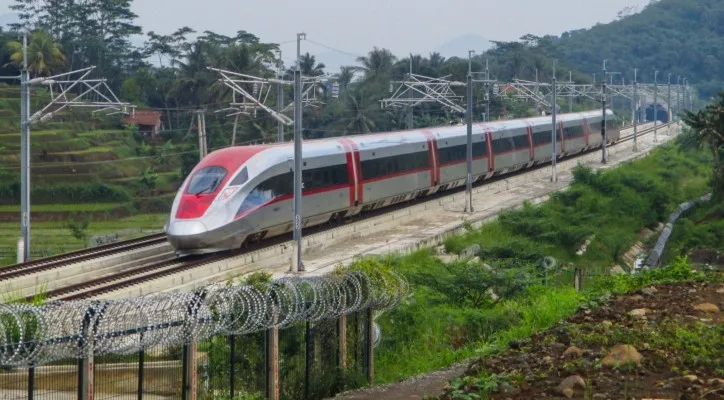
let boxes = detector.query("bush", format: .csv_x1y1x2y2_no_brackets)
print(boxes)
0,182,131,204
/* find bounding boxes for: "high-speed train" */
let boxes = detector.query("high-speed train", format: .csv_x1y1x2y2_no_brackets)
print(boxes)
165,110,620,255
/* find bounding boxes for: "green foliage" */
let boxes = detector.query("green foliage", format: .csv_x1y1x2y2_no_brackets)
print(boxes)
64,213,91,243
552,0,721,99
0,182,131,205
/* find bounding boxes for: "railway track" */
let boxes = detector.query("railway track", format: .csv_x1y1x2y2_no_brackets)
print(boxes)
0,233,167,282
27,121,676,302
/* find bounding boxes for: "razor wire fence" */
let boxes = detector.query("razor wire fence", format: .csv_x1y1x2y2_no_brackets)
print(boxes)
0,268,408,400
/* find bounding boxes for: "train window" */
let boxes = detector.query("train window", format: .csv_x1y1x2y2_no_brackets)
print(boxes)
229,167,249,186
532,128,556,146
437,142,487,164
361,150,429,180
512,134,529,150
302,164,349,191
563,124,585,139
186,166,227,195
492,136,514,153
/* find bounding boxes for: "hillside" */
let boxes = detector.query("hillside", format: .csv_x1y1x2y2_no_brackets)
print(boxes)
551,0,724,98
0,85,178,263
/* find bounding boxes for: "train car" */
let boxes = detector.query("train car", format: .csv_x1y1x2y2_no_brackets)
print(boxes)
165,109,619,255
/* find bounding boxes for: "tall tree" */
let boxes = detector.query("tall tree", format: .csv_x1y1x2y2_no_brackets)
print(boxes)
6,30,66,76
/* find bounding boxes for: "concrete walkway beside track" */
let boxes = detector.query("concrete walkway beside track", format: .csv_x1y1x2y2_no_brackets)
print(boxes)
97,122,679,299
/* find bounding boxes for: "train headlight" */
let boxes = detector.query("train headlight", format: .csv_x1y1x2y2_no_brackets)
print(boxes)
218,186,240,201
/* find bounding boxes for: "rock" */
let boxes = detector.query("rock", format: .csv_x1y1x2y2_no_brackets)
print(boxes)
601,320,613,327
642,343,650,350
551,342,567,352
556,375,586,398
486,288,499,301
628,308,650,318
436,254,458,263
436,245,447,255
542,356,553,363
601,344,642,368
592,394,606,400
562,346,584,359
629,295,644,301
693,303,720,313
467,256,481,265
641,286,658,295
682,375,699,384
716,287,724,294
508,339,529,349
482,263,494,272
460,244,480,259
708,378,724,387
610,265,626,275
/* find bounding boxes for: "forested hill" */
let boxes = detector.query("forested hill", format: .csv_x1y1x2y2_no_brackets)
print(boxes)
551,0,724,98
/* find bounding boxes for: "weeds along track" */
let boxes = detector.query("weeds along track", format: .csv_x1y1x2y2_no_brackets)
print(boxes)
16,122,675,301
0,233,167,281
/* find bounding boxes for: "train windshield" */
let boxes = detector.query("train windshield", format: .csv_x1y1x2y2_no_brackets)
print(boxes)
186,166,227,195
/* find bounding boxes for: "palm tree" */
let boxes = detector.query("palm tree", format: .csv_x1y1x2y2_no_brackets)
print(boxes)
6,30,66,76
346,94,376,134
683,92,724,197
355,47,396,82
336,66,356,103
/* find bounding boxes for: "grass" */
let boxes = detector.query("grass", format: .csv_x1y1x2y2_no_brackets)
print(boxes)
0,213,167,265
0,202,125,212
368,137,716,385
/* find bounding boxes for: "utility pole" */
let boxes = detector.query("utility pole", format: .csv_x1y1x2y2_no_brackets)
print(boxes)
292,32,305,272
568,71,573,113
465,50,474,213
197,110,207,158
276,49,284,142
667,73,671,129
653,70,658,142
551,60,558,182
633,68,638,152
485,59,490,122
676,76,681,119
20,30,30,262
601,60,607,164
408,58,414,129
464,74,473,212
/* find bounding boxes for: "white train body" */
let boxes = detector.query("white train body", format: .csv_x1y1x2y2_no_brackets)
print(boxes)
165,110,619,255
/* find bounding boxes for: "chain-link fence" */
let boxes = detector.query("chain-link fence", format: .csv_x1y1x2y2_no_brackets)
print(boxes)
0,270,406,399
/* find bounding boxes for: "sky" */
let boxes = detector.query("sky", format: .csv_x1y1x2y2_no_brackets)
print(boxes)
0,0,652,66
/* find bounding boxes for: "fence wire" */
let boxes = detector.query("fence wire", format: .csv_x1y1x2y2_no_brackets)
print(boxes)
0,269,408,368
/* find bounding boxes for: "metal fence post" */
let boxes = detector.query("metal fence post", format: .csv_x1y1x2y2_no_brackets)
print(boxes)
305,321,311,399
365,308,374,385
78,305,97,400
27,366,34,400
338,314,347,370
229,335,236,399
182,291,204,400
137,348,144,400
574,268,582,292
266,305,279,400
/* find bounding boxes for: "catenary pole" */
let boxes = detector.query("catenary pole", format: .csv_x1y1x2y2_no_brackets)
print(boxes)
601,60,607,164
485,59,490,122
20,30,30,262
633,68,638,152
667,73,671,129
293,32,305,272
277,49,284,142
653,70,658,142
676,76,681,120
465,50,474,213
408,58,413,129
551,60,557,182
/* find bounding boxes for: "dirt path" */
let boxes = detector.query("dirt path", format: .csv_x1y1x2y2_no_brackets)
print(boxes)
328,361,470,400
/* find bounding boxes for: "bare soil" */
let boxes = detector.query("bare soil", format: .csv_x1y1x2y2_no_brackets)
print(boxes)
331,276,724,400
441,277,724,400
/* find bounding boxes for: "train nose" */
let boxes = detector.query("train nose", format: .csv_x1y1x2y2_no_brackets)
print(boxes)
166,220,209,249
